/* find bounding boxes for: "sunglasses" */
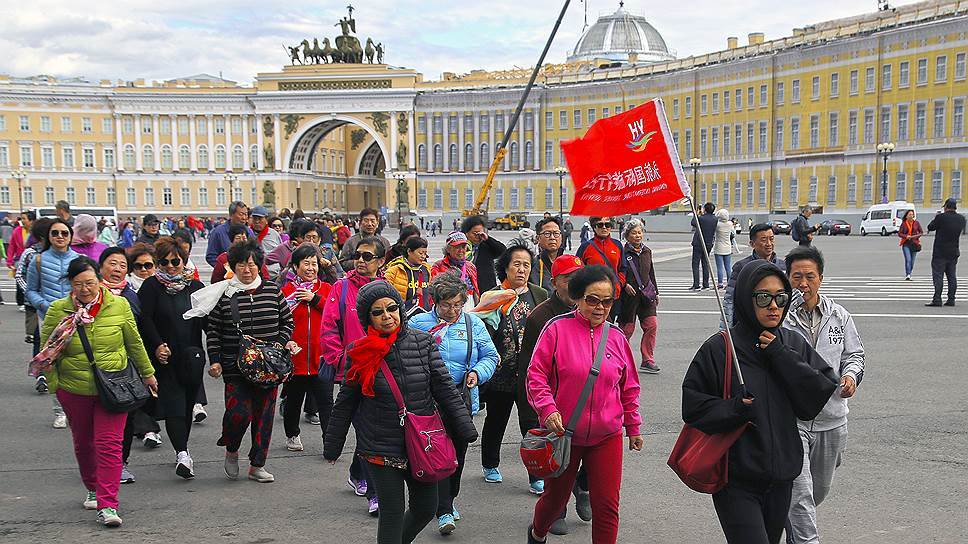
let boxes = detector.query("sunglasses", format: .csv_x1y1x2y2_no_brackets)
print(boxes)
352,251,377,262
370,304,401,318
49,230,70,238
271,223,284,229
594,222,613,229
133,262,155,271
158,258,181,267
583,294,615,308
753,292,790,309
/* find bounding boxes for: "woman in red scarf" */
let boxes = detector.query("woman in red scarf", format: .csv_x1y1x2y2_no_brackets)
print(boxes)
898,209,924,280
324,281,478,544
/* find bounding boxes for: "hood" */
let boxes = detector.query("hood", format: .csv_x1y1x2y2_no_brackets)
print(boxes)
715,209,730,222
71,214,98,245
732,260,792,337
355,279,407,334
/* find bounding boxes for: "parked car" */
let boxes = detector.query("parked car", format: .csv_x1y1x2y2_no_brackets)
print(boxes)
767,219,792,235
859,201,915,236
818,219,852,235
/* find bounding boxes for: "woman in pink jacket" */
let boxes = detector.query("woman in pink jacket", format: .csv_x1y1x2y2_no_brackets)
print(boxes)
526,265,643,544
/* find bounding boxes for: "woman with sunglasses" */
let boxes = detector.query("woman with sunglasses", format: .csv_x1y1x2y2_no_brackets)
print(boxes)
137,237,206,479
526,265,642,544
384,236,432,315
681,260,837,544
324,281,478,544
269,217,289,244
576,217,625,313
126,244,155,292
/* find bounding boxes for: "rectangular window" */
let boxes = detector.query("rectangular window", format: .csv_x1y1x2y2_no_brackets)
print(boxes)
899,61,910,87
573,109,582,129
724,91,730,111
747,180,754,206
231,117,242,134
896,172,907,200
759,121,768,153
559,110,568,130
104,186,114,206
82,117,92,134
525,187,534,208
544,111,553,129
415,188,427,209
700,129,707,158
828,112,838,146
850,69,859,95
83,148,95,168
735,125,742,155
951,170,962,201
881,106,891,142
61,117,72,133
181,187,191,206
20,145,32,167
431,188,441,209
144,187,155,207
160,117,171,135
701,94,708,115
480,114,489,132
865,67,875,92
954,98,965,137
758,180,766,207
882,64,892,90
0,145,7,168
933,101,946,138
40,116,50,132
545,186,554,208
735,180,742,207
0,115,5,132
931,171,943,202
711,92,719,113
494,188,503,210
198,187,208,207
103,148,115,170
65,187,76,205
913,171,925,202
915,103,926,139
62,147,74,169
760,84,768,107
417,115,426,133
602,107,609,118
85,187,96,205
809,114,820,148
776,82,784,104
736,88,743,110
827,176,837,204
774,119,783,151
448,115,457,134
214,117,225,135
449,188,458,210
711,128,718,158
956,53,967,80
126,187,136,206
587,108,596,125
684,96,692,117
863,174,873,203
812,76,821,99
45,186,55,205
672,99,680,119
847,175,857,203
464,188,473,209
0,186,10,205
432,116,442,134
791,118,800,149
864,109,875,144
809,176,818,202
748,87,754,108
793,80,802,103
897,104,909,141
917,58,928,85
722,182,728,208
722,126,730,156
216,187,226,206
747,123,754,154
41,147,54,168
774,178,783,207
849,111,858,145
936,55,947,82
684,130,692,159
102,118,113,134
510,187,519,209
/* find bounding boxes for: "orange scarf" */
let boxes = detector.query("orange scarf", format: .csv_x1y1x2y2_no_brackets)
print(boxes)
346,326,400,397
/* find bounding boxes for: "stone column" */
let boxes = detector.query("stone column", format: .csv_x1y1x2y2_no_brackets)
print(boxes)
255,115,265,171
114,114,123,172
533,106,541,171
442,112,450,173
152,114,161,172
427,113,434,173
458,113,465,172
241,114,251,171
488,110,495,171
473,112,480,172
224,114,233,171
518,109,526,172
503,110,510,172
389,111,398,170
206,114,215,172
134,115,143,171
188,115,198,172
272,114,282,172
407,111,415,170
170,115,180,171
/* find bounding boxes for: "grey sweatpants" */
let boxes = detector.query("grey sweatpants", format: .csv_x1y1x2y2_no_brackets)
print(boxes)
785,424,848,544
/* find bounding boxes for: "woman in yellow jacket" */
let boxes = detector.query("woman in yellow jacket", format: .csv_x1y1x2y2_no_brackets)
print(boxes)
35,256,155,528
382,236,432,315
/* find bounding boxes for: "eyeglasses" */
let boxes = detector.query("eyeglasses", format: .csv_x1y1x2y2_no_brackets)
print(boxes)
49,230,70,238
753,292,790,308
370,304,401,317
133,262,155,271
272,224,284,229
353,251,377,262
582,294,615,308
594,222,613,229
539,231,562,238
158,258,181,267
436,301,464,312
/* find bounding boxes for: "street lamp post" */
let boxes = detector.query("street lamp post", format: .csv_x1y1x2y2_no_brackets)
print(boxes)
223,173,238,203
876,142,895,204
689,158,701,207
12,168,27,212
554,166,567,219
393,171,407,227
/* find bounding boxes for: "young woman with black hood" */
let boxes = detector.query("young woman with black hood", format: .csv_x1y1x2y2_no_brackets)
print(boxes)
681,260,838,544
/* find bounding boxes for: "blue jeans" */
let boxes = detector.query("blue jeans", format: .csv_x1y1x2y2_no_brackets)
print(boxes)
902,244,917,276
715,254,732,286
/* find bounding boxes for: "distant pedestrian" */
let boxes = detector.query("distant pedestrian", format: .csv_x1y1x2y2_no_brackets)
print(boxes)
563,218,574,250
713,209,735,290
791,206,819,247
136,214,162,246
723,224,786,328
926,198,966,307
462,215,506,293
690,203,717,290
897,209,923,280
70,214,108,262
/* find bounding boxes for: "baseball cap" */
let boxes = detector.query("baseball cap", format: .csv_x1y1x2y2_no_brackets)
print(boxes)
551,254,583,278
251,206,269,217
446,231,468,246
142,214,160,225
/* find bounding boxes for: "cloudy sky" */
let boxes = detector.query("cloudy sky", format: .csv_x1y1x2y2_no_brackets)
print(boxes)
0,0,922,84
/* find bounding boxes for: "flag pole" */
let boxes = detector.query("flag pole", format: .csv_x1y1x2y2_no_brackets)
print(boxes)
686,195,749,396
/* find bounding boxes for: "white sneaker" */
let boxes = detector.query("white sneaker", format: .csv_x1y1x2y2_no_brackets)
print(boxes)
286,436,304,451
143,432,162,448
52,414,68,429
97,507,122,527
83,490,97,510
175,451,195,479
192,403,207,423
17,305,25,312
248,466,275,483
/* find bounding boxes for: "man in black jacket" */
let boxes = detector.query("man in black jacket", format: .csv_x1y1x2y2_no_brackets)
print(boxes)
690,202,718,290
926,198,967,307
791,206,819,247
461,215,506,292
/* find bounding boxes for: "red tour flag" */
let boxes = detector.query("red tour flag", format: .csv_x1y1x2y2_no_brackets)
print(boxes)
561,98,690,216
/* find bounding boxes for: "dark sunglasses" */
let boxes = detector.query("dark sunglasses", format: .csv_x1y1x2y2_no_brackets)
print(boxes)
594,222,613,229
271,223,284,229
583,294,615,308
49,230,71,238
158,258,181,267
753,291,790,308
352,251,377,262
133,262,155,271
370,304,400,318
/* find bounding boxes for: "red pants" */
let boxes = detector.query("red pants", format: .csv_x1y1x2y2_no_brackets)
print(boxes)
532,433,624,543
621,315,658,365
56,390,128,510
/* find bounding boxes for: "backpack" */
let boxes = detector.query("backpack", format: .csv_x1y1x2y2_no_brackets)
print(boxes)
791,217,802,242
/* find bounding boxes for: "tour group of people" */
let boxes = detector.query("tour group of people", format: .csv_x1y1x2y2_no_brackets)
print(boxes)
16,197,877,544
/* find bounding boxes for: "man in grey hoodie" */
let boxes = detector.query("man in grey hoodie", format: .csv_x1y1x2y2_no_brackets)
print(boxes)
782,246,866,544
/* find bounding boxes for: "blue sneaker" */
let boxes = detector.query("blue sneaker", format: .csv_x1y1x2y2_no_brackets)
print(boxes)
438,513,456,535
482,467,503,483
453,505,460,521
529,479,545,495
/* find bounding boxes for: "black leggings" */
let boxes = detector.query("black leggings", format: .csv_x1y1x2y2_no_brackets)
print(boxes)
481,389,537,478
282,375,334,439
367,462,438,544
713,480,793,544
436,440,468,517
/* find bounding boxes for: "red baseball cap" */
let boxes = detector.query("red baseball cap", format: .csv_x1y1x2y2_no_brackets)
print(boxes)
551,254,583,278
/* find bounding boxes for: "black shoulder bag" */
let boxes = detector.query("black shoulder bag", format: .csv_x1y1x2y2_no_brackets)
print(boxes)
78,326,150,413
458,313,475,413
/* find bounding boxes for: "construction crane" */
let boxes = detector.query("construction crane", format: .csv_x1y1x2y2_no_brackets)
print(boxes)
463,0,572,218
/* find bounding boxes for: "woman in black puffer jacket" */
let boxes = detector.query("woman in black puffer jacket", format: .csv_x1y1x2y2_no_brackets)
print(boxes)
324,280,478,544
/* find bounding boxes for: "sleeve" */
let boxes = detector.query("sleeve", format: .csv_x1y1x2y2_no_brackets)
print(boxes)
382,265,408,301
615,333,642,436
136,282,164,356
276,290,294,344
485,236,506,257
648,254,658,295
518,311,543,379
15,250,32,292
338,237,358,271
119,299,154,379
205,227,223,267
471,317,499,384
761,331,839,421
205,298,224,365
840,314,866,385
39,301,61,346
318,280,344,367
25,254,46,312
211,259,226,284
428,338,479,443
322,356,362,460
681,337,755,434
926,216,938,232
723,260,743,327
525,322,559,424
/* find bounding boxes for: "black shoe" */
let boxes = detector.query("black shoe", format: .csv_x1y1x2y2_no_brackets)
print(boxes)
35,376,48,394
549,517,569,535
687,286,701,291
925,301,943,307
25,335,34,344
527,525,546,544
639,361,661,374
944,300,956,307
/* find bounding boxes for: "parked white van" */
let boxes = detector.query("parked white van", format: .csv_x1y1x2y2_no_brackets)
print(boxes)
859,201,915,236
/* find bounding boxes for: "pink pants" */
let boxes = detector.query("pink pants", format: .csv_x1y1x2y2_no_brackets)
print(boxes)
621,315,658,365
56,390,127,510
532,434,624,543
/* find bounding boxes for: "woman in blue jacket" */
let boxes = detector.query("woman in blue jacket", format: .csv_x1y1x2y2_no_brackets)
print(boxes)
409,270,498,536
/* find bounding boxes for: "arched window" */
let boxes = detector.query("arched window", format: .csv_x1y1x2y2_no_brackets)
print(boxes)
249,145,259,169
197,145,209,170
123,144,135,170
509,141,519,170
448,143,458,169
433,144,442,171
142,145,154,170
464,143,473,170
232,145,244,169
524,141,534,169
178,145,190,169
418,144,427,170
480,143,489,170
160,145,172,170
215,144,226,169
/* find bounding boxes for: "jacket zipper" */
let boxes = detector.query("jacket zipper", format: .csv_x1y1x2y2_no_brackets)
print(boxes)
585,326,594,443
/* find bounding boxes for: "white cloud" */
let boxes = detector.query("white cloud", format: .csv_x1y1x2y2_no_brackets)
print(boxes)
0,0,924,84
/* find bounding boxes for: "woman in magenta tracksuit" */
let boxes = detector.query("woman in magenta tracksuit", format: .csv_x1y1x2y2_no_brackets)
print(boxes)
526,265,643,544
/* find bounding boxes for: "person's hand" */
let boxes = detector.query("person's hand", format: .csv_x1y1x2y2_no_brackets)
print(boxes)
545,412,565,435
654,295,660,306
209,363,222,378
285,341,301,355
295,289,314,302
143,375,159,396
840,375,857,398
628,435,644,451
758,331,776,350
465,371,479,389
319,257,331,267
741,396,754,405
155,343,171,364
327,458,337,465
624,284,636,296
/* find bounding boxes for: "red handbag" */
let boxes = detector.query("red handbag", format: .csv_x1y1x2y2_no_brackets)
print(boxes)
668,331,751,494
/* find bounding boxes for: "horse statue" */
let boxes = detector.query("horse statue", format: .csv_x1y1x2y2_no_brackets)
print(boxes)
365,38,375,64
321,38,341,64
300,39,317,64
310,38,325,64
336,34,363,63
286,44,303,65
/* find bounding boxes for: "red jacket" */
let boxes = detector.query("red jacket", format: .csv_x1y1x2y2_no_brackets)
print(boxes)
431,256,480,303
577,236,626,294
281,279,332,375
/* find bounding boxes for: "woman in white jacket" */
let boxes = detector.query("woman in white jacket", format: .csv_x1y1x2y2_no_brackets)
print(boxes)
712,209,735,289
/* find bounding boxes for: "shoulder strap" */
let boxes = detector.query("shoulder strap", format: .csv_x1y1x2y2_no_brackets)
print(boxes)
589,240,610,265
625,253,645,289
337,280,349,338
379,360,407,423
77,325,96,367
564,324,610,434
463,312,474,370
35,251,41,274
720,330,733,399
230,293,241,324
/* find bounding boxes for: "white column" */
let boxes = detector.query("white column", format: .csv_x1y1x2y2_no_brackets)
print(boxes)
152,114,160,172
518,109,526,172
256,115,265,171
503,110,510,172
442,112,450,173
114,114,123,172
134,116,143,171
206,114,215,172
426,114,434,173
170,115,180,171
224,114,233,171
188,115,198,172
533,106,541,171
473,112,480,172
488,111,495,172
272,114,282,172
389,111,399,170
407,111,415,170
241,114,251,171
457,113,465,172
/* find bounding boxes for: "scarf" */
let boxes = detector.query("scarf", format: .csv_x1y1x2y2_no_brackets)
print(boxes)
101,278,128,296
257,225,269,243
128,274,146,292
285,278,318,309
470,280,524,330
156,269,193,295
345,326,400,397
29,289,103,377
183,275,262,319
